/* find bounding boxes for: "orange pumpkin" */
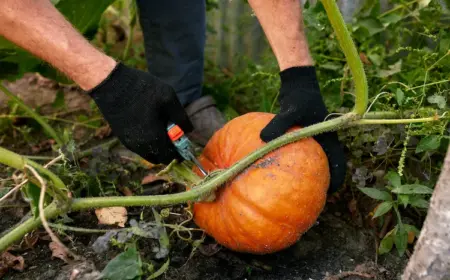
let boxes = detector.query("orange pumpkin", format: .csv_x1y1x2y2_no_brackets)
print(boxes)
191,112,330,254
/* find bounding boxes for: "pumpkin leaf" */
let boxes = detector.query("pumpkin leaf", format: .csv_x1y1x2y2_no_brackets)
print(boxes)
23,182,42,218
359,187,392,201
427,94,447,109
415,135,442,153
392,184,434,195
385,171,401,188
101,246,143,280
396,88,404,106
373,201,393,218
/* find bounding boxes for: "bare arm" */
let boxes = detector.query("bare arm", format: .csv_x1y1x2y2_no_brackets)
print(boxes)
247,0,313,70
0,0,116,90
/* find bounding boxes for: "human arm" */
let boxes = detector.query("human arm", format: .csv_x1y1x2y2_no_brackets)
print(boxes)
0,0,193,164
247,0,347,192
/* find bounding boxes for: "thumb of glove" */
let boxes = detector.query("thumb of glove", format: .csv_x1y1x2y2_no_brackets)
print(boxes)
260,113,297,142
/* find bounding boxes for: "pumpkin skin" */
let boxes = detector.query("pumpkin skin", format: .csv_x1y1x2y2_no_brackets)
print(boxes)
191,112,330,254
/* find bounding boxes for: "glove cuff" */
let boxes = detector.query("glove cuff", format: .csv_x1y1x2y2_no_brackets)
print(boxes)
279,66,318,84
85,62,124,95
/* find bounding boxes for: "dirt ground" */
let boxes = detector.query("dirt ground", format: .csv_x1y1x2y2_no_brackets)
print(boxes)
0,74,409,280
0,200,408,280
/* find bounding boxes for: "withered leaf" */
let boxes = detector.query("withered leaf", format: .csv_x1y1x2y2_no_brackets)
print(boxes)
95,207,128,227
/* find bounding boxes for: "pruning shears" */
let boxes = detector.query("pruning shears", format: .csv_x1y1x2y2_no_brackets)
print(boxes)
167,123,208,176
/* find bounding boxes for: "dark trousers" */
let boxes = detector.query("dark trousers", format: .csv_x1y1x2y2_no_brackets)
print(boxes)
136,0,206,106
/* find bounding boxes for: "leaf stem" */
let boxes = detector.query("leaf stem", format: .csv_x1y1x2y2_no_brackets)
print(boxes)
355,117,439,125
321,0,368,115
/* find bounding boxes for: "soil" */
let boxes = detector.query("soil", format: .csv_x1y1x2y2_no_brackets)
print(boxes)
0,200,408,280
0,74,409,280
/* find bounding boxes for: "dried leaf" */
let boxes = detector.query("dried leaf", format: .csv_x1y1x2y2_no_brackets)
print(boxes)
141,173,170,185
95,125,112,139
23,231,40,249
359,52,371,65
198,243,221,256
95,207,128,227
31,139,55,154
49,241,70,263
0,251,25,277
120,186,133,196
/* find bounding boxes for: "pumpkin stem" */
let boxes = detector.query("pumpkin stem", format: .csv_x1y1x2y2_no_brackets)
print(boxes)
321,0,368,115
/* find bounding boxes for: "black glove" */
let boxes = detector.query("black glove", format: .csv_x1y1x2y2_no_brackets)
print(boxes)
87,62,193,164
260,66,346,193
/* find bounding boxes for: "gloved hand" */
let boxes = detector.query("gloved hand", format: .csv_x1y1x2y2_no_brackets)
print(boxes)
260,66,346,193
87,62,193,164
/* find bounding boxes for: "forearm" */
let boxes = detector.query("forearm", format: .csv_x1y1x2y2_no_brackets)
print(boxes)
0,0,116,90
247,0,313,70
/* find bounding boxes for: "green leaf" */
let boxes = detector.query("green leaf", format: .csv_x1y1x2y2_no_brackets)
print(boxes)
385,171,401,188
427,94,447,109
55,0,115,37
52,90,66,109
102,246,143,280
378,60,402,78
23,182,42,218
395,88,404,106
359,187,392,201
373,201,393,218
398,194,410,208
392,184,434,195
378,230,394,255
395,226,408,257
358,18,385,36
416,135,442,153
409,196,429,209
380,13,403,26
368,53,382,66
418,0,432,9
147,258,170,279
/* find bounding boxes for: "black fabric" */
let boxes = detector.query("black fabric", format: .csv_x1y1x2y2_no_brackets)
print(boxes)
260,66,346,193
87,62,193,164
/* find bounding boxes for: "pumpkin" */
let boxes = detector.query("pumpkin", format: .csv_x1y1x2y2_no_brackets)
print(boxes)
191,112,330,254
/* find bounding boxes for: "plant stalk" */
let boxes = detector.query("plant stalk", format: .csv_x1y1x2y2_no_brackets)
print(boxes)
0,147,68,202
0,83,64,146
0,202,62,252
321,0,368,115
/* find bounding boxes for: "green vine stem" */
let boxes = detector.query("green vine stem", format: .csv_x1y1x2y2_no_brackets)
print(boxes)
0,147,68,202
0,83,64,146
0,202,62,252
321,0,368,115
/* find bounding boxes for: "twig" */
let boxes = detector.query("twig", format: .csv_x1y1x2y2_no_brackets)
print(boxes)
0,180,27,204
324,271,375,280
24,164,75,259
49,223,120,234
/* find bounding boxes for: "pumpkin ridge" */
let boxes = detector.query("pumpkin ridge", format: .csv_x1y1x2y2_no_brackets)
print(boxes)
228,180,295,229
220,190,260,250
